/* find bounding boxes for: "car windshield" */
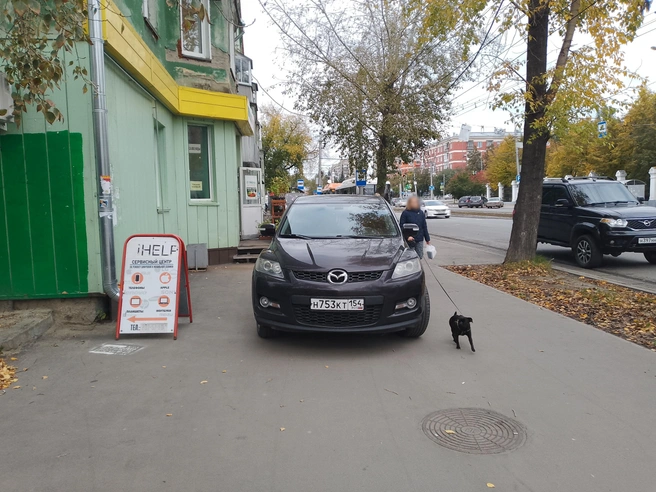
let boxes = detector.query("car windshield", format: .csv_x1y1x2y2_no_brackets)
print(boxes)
279,202,399,238
424,200,443,206
568,183,639,206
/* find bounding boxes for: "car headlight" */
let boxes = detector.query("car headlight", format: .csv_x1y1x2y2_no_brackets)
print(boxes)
600,218,628,228
255,257,284,279
392,258,422,279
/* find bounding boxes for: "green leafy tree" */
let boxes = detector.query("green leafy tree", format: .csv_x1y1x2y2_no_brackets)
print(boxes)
445,171,485,198
0,0,90,126
260,0,487,193
261,105,313,190
466,147,483,173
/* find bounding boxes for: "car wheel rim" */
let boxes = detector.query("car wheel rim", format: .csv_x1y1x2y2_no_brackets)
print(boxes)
577,239,592,264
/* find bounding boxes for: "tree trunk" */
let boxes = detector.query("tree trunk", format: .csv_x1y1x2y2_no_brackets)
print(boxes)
504,0,550,263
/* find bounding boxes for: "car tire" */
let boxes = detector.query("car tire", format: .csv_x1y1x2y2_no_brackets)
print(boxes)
573,234,602,268
399,292,430,338
644,251,656,264
257,322,279,338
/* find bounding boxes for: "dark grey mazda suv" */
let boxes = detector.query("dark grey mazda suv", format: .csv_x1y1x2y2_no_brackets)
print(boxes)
251,195,430,338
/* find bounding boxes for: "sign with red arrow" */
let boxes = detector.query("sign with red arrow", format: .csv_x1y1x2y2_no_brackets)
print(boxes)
116,234,193,340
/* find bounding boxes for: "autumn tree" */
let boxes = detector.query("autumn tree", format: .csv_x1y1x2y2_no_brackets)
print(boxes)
261,106,314,190
610,86,656,182
485,136,518,190
260,0,487,192
0,0,90,125
438,0,652,262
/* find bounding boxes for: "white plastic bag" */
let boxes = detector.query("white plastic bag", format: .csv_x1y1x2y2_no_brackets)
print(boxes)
425,244,436,260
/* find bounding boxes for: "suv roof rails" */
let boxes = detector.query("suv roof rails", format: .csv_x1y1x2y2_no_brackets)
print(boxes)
543,176,615,183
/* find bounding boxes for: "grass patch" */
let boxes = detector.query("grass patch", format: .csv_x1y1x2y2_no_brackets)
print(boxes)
446,263,656,350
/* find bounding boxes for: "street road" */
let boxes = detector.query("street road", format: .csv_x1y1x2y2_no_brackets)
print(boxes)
2,261,655,492
426,215,656,289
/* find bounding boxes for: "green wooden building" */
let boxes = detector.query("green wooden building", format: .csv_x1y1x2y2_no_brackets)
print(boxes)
0,0,260,302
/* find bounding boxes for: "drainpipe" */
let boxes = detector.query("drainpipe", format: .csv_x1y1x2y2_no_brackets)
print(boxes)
88,0,119,300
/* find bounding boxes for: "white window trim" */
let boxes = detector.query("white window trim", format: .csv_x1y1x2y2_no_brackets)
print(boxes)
187,124,214,203
180,0,211,61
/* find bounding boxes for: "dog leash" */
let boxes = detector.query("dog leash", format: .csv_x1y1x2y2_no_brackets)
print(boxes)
422,257,462,314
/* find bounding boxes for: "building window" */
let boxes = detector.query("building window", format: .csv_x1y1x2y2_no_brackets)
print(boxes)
235,54,252,86
188,125,212,201
467,140,474,150
142,0,158,33
477,141,482,148
180,0,211,60
486,140,493,148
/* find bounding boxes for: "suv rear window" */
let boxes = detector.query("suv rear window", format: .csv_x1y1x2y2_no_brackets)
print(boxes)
279,202,399,238
568,182,638,206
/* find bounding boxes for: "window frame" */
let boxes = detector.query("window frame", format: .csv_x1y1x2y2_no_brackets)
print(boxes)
235,54,252,86
186,123,214,203
180,0,212,61
142,0,158,35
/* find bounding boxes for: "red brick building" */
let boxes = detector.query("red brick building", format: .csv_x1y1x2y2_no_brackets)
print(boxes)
423,129,518,172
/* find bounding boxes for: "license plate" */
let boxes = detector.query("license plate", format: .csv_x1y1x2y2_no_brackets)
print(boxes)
638,237,656,244
310,298,364,311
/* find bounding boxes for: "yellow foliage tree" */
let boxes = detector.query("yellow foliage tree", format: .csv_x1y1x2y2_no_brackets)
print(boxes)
485,136,518,191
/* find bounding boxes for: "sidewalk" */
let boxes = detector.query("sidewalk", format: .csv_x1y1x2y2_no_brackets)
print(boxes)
0,262,654,491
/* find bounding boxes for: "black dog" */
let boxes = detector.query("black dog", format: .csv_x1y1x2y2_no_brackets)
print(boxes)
449,312,475,352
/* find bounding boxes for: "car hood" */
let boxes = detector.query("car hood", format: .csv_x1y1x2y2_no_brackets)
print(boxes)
272,237,404,271
426,205,448,210
578,205,656,218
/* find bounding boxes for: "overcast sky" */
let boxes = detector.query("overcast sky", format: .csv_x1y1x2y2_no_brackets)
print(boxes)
241,1,656,144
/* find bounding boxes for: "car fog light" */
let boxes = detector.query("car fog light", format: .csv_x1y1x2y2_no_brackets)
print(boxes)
260,296,270,308
406,297,417,308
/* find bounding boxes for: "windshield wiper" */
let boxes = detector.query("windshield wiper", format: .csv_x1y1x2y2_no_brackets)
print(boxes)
278,233,315,239
335,235,388,239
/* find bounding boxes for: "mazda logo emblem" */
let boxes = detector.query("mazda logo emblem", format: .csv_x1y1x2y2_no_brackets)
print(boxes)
327,269,348,284
641,220,653,227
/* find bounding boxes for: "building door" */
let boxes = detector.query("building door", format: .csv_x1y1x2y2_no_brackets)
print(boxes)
239,167,263,238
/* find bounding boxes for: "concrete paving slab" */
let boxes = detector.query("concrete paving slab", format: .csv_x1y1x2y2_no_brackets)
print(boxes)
0,265,654,492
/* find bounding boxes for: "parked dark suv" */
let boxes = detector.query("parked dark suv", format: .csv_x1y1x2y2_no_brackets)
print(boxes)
538,177,656,268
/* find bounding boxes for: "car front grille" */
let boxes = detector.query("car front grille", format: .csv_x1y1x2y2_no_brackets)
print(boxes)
293,305,382,327
627,219,656,230
293,271,383,283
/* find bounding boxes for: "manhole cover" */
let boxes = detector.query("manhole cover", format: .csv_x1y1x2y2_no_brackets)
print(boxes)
89,343,144,356
422,408,526,454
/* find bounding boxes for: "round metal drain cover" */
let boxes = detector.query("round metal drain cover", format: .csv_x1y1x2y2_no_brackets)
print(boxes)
422,408,526,454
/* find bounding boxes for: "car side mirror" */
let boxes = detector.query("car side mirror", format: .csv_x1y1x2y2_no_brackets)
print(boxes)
637,196,645,204
402,223,420,233
554,198,571,207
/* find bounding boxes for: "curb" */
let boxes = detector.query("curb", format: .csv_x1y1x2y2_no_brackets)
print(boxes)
432,234,656,296
0,310,54,352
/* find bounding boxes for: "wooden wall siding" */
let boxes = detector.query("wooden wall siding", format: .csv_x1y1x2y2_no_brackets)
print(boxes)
105,61,241,273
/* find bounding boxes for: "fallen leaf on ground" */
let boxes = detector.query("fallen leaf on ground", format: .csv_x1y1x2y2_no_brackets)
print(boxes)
42,376,48,380
299,399,304,403
487,484,495,488
444,430,456,434
12,385,21,389
162,366,166,368
222,370,227,373
325,365,329,368
166,414,172,417
200,380,208,384
10,357,17,361
280,427,285,432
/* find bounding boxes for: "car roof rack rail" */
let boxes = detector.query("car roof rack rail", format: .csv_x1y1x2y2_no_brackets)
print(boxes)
543,176,615,183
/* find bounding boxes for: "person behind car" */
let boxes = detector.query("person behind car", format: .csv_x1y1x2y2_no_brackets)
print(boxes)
399,196,431,259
